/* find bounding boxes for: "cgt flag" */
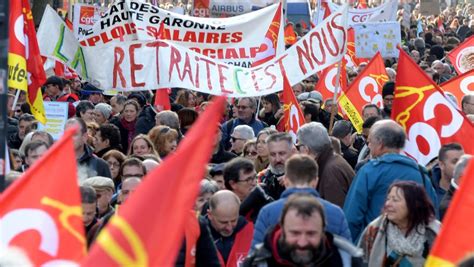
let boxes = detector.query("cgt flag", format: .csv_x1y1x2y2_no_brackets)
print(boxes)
277,74,306,143
392,48,474,166
8,0,47,124
440,68,474,106
0,127,85,265
253,3,283,67
426,159,474,266
83,96,226,266
339,52,388,133
447,35,474,74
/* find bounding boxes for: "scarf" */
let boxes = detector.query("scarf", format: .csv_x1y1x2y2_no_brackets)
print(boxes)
386,222,426,266
120,117,136,148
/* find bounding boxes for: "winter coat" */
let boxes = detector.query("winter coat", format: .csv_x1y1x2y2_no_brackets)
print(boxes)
78,145,112,178
343,153,439,242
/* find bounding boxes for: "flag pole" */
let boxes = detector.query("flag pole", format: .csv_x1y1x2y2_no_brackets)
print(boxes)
0,0,9,192
328,62,342,135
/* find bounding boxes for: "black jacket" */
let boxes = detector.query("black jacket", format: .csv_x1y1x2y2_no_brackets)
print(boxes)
440,184,456,220
340,142,358,170
240,185,274,223
211,144,237,164
78,145,112,178
8,132,22,150
175,216,221,267
136,105,156,135
258,169,285,200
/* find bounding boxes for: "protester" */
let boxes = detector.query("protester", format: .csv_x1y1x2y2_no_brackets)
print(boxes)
94,103,113,124
177,108,199,135
297,122,355,208
93,123,122,158
195,179,219,214
118,177,142,204
244,194,362,266
8,114,36,149
358,181,440,266
344,120,438,242
461,93,474,115
331,120,359,169
254,128,277,172
440,154,473,219
252,154,352,251
20,140,49,172
111,99,140,153
81,176,116,220
381,81,395,118
242,140,258,161
148,125,178,158
230,125,255,156
258,93,281,126
209,163,226,190
75,100,95,123
128,134,158,157
110,94,127,115
431,143,464,201
102,150,126,189
207,190,254,267
79,185,99,247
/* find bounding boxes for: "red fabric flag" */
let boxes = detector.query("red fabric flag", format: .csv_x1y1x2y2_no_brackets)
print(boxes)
440,68,474,106
65,17,74,30
315,61,348,106
154,88,171,111
277,75,306,142
54,60,78,79
392,48,474,166
356,0,368,9
83,96,226,266
253,3,282,67
300,19,308,30
426,159,474,266
447,35,474,74
8,0,47,124
284,23,297,46
0,127,85,265
339,52,388,132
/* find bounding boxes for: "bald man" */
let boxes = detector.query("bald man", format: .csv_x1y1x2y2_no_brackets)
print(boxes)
207,190,254,267
119,177,142,204
343,120,438,242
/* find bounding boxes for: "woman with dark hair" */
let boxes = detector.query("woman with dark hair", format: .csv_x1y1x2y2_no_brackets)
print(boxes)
102,150,126,189
175,90,197,108
258,94,281,126
177,108,199,135
111,99,140,154
358,181,440,267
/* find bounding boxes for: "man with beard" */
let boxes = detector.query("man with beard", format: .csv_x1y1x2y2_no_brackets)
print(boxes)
244,194,362,266
257,132,296,200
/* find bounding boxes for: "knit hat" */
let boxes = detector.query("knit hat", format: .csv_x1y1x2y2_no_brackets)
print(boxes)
44,76,64,89
94,103,113,120
332,120,353,138
382,81,395,98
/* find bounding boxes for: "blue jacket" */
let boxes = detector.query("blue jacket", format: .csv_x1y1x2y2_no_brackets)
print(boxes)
251,187,352,251
343,153,439,243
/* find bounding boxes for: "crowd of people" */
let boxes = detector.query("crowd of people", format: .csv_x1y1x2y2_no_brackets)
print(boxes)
3,0,474,266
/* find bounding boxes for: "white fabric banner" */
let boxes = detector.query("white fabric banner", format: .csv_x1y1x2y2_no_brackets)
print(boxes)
328,0,397,25
353,22,401,58
76,0,284,67
38,5,349,97
72,4,107,39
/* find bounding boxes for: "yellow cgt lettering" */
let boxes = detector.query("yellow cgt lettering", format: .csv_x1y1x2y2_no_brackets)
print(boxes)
96,215,148,266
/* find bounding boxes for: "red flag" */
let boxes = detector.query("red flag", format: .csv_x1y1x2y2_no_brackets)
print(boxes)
440,68,474,106
339,52,388,132
154,88,171,111
253,3,283,67
426,159,474,266
315,61,348,107
356,0,368,9
277,75,306,141
65,17,74,30
54,60,78,79
447,35,474,74
0,128,85,265
392,48,474,166
8,0,47,124
284,23,297,46
83,96,226,266
300,19,308,30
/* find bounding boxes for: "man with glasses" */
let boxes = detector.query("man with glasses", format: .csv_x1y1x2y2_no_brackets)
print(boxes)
221,97,267,150
230,125,255,156
461,93,474,115
381,81,395,118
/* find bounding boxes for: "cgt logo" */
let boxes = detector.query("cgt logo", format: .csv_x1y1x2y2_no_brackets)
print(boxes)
79,6,96,26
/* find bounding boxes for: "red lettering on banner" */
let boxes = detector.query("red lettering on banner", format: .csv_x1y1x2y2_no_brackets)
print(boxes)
182,53,195,85
274,55,289,81
200,57,216,90
309,32,326,65
217,64,232,94
111,26,126,40
113,47,126,88
226,49,239,59
129,43,145,87
221,32,230,43
100,32,113,44
183,31,197,42
264,65,277,89
87,36,101,46
296,41,315,75
231,32,243,42
146,41,169,84
169,46,182,82
250,47,259,59
251,67,263,91
330,14,346,54
194,56,200,88
206,32,219,43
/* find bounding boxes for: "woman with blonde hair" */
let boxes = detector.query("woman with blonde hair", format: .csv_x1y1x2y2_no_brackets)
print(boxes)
128,134,158,157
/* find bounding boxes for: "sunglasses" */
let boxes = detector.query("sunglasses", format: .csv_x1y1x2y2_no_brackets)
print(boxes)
231,136,245,142
245,151,258,156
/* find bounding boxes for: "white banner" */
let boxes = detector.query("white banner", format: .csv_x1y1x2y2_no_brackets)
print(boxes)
72,4,107,39
209,0,277,17
328,0,397,25
37,102,69,140
76,0,284,67
38,5,349,97
353,22,401,58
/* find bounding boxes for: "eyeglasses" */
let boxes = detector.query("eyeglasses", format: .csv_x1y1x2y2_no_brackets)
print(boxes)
231,136,245,142
237,176,256,184
245,151,258,156
236,105,250,110
107,161,121,168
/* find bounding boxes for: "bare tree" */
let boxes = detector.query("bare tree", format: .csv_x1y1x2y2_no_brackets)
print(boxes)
32,0,54,27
